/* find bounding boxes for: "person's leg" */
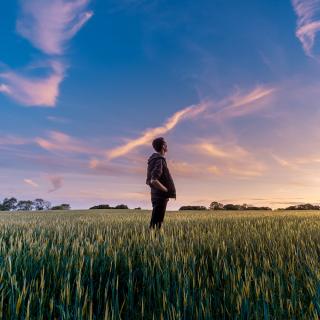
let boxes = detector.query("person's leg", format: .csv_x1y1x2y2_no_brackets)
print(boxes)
149,198,158,229
155,198,168,229
150,198,168,229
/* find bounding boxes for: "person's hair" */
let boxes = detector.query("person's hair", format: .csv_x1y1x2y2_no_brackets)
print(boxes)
152,137,166,152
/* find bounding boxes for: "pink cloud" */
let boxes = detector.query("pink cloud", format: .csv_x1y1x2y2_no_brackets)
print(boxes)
35,130,104,155
0,135,32,145
197,141,249,159
46,116,70,123
0,84,11,94
228,86,275,109
271,154,300,171
106,101,211,160
0,1,93,107
192,139,266,178
204,86,275,120
88,158,145,175
105,86,274,161
23,179,39,187
292,0,320,58
168,160,221,178
17,0,93,55
48,175,63,192
197,142,230,158
0,61,65,107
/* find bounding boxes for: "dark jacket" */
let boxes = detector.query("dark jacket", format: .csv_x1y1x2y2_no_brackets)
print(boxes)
146,153,176,199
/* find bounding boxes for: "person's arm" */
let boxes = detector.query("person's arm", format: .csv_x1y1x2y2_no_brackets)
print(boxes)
150,158,168,192
150,179,168,192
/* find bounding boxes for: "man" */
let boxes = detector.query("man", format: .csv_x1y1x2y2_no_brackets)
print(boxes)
146,137,176,229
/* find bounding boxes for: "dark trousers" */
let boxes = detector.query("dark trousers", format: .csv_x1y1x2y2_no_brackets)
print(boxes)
149,197,169,229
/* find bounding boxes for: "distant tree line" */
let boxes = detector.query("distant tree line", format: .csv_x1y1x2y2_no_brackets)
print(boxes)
209,202,272,211
179,206,207,211
179,201,320,211
2,197,320,213
280,204,320,210
179,202,272,211
89,204,129,210
88,202,320,211
0,197,71,211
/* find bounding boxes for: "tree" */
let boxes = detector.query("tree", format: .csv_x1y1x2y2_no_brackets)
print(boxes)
179,206,207,211
246,206,272,210
223,204,241,210
89,204,110,209
114,204,129,209
60,203,70,210
43,200,51,210
1,197,18,211
284,203,320,210
33,198,51,210
16,200,34,211
209,201,224,210
51,203,70,210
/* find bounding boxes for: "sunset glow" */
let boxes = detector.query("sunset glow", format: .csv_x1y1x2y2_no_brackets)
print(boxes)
1,0,320,209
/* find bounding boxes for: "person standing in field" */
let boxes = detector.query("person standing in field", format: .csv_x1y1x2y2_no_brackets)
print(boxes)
146,137,176,230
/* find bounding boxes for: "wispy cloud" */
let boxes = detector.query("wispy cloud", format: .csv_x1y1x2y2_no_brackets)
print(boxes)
194,140,266,178
0,0,93,107
226,86,275,112
0,135,32,145
0,84,11,94
204,86,275,120
88,158,145,176
48,175,63,192
292,0,320,58
227,165,265,178
0,61,65,107
35,130,103,155
271,154,300,170
198,142,230,159
46,116,70,123
198,141,250,160
166,160,221,178
106,101,210,160
105,86,274,161
272,152,320,171
17,0,93,55
23,179,38,187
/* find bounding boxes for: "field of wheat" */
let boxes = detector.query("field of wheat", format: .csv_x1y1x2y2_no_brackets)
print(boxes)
0,209,320,319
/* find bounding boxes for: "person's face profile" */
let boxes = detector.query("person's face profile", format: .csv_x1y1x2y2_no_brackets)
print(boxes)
163,141,168,153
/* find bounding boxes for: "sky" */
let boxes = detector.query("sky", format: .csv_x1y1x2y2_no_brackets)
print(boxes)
1,0,320,210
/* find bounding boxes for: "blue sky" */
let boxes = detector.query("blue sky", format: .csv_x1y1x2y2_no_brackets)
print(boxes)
1,0,320,209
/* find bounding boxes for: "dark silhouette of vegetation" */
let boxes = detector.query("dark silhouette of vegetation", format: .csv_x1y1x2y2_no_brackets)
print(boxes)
209,201,224,210
210,202,272,211
179,206,207,211
89,204,130,209
0,197,53,211
114,204,129,209
51,204,71,210
1,197,18,211
89,204,111,209
283,203,320,210
33,198,51,210
16,200,34,211
2,196,320,213
223,204,242,210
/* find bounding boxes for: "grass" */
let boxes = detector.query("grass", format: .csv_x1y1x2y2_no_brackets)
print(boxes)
0,209,320,319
